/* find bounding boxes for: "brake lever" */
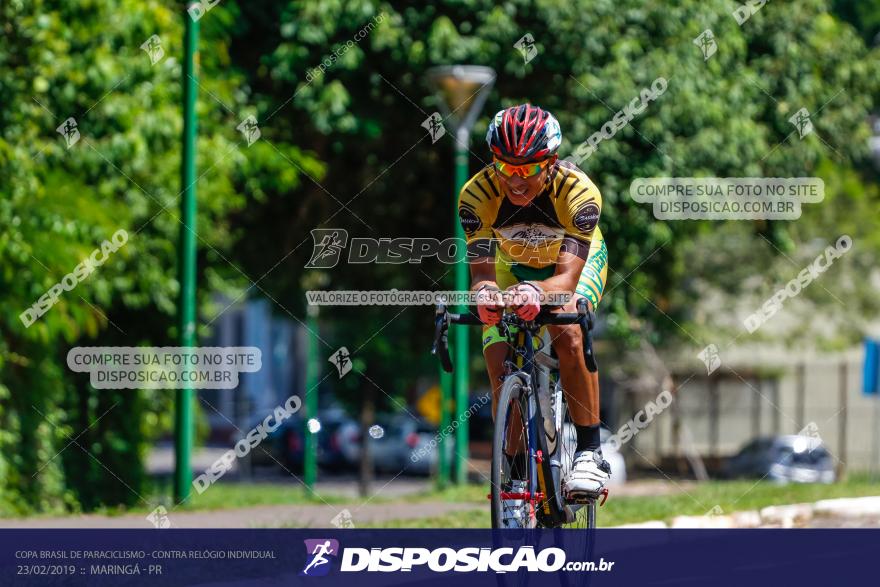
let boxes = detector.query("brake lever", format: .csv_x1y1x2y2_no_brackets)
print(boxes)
583,327,598,372
431,304,453,373
575,298,599,373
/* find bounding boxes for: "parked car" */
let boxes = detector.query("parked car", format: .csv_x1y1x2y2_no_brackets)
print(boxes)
319,413,452,476
257,408,358,473
723,435,836,484
235,414,304,472
559,424,627,486
398,417,453,476
315,410,358,471
333,419,363,469
309,414,419,474
366,415,404,473
267,417,305,472
367,414,450,475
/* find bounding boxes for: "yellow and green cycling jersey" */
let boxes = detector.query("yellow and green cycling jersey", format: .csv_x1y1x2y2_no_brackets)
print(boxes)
492,229,608,310
458,159,609,312
458,160,609,350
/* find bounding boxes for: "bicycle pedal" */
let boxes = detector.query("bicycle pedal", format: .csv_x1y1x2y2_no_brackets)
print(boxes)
564,487,609,506
564,490,600,504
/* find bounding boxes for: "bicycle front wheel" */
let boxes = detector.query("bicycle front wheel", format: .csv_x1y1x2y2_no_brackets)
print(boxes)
491,373,537,530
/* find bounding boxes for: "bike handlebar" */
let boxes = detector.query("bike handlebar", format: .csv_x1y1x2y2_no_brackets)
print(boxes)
431,298,598,374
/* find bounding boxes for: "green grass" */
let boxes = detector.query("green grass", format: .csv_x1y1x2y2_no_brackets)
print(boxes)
362,509,491,529
0,481,345,519
74,481,352,518
401,482,492,504
375,474,880,528
171,482,351,510
7,474,879,526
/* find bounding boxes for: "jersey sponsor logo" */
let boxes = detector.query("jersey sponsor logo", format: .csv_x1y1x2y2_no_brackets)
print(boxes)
573,202,600,233
498,223,564,247
459,208,482,234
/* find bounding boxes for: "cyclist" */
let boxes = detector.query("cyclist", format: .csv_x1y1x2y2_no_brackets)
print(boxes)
458,104,610,527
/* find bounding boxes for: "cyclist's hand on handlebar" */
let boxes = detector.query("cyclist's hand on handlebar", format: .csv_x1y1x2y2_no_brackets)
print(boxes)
475,284,504,325
508,283,541,321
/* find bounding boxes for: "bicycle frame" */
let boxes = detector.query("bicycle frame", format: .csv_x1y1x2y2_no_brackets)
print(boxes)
497,326,544,514
431,300,600,528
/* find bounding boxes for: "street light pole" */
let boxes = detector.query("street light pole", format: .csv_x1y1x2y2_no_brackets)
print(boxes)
304,305,319,489
426,66,495,486
174,5,199,504
452,126,471,485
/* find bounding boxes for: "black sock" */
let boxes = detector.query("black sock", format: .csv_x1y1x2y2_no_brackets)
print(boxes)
507,453,528,480
575,424,601,452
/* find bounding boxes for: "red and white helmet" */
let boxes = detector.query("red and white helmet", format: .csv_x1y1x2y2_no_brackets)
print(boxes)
486,104,562,160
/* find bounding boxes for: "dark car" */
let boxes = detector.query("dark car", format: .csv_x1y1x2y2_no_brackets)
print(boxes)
323,413,452,475
254,410,355,474
229,414,304,473
316,410,358,471
259,416,304,472
723,435,836,484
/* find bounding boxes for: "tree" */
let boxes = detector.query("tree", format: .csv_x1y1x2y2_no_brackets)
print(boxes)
226,0,879,410
0,0,316,512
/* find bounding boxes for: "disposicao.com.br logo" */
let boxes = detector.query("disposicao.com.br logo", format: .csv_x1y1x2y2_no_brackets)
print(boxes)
301,539,339,577
300,539,614,574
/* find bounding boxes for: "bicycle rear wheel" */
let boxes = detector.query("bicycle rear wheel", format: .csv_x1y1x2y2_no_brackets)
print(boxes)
491,373,537,530
555,391,598,587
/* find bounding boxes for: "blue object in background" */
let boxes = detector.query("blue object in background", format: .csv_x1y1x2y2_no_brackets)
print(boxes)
864,338,879,396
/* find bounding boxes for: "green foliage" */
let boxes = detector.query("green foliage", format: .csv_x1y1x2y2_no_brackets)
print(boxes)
229,0,879,411
0,0,316,513
1,0,878,512
833,0,880,44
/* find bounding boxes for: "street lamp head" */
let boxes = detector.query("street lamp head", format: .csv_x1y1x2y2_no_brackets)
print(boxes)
426,65,496,135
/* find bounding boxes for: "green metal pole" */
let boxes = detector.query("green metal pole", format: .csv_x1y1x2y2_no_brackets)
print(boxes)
174,5,199,504
453,128,471,485
304,305,319,489
437,368,451,489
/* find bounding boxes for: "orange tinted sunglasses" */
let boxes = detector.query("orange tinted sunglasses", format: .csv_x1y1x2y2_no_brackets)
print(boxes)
493,157,552,178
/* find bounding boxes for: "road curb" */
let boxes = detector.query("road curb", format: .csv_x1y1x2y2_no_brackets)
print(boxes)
813,496,880,518
759,503,813,528
609,495,880,529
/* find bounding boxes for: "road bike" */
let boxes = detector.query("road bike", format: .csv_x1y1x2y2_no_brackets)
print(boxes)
431,297,608,532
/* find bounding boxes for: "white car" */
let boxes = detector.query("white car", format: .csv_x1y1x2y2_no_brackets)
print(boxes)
333,415,451,476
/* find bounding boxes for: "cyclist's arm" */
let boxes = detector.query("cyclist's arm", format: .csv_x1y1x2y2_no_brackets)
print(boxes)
536,248,586,294
458,169,500,291
469,255,497,291
526,247,591,309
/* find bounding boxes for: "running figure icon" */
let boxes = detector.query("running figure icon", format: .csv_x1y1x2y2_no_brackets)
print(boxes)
301,539,338,576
